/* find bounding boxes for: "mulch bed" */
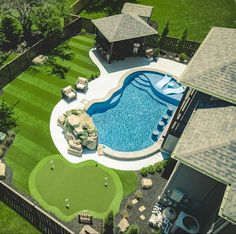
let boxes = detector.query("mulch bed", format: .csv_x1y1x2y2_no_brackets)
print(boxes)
114,172,167,234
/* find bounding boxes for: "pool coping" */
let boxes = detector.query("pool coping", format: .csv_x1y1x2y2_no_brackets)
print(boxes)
84,67,179,160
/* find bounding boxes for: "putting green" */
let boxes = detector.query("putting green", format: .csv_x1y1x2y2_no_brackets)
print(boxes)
29,155,123,221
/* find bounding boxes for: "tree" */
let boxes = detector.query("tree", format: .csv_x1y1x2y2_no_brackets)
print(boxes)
0,0,67,45
159,20,169,48
177,27,188,53
33,5,63,38
0,0,42,44
161,20,170,39
125,224,139,234
0,16,20,48
0,101,18,133
103,211,114,234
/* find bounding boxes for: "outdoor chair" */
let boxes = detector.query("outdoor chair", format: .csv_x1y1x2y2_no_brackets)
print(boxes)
75,77,88,93
61,85,77,102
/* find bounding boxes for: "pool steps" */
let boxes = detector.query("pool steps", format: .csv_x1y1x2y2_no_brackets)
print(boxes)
131,78,169,107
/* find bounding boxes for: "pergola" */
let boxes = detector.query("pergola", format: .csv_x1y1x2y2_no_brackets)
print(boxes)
92,13,158,63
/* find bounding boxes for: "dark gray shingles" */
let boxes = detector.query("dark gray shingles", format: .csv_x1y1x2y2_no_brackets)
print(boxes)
180,27,236,104
92,13,157,43
121,2,153,18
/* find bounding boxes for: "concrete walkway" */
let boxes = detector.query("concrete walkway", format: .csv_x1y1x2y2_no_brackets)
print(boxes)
49,49,186,171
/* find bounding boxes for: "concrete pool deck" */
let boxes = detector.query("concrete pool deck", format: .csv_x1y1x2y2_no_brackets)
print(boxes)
50,49,186,170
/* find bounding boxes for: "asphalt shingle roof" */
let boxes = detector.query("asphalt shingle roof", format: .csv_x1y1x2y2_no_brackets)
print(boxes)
172,101,236,224
180,27,236,104
121,3,153,18
92,13,157,43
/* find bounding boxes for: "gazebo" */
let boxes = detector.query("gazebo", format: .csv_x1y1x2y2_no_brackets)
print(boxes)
92,4,158,63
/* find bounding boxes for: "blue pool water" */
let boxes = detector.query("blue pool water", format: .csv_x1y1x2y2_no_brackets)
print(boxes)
87,71,181,152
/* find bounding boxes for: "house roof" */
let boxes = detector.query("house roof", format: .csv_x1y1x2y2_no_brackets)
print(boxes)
121,3,153,18
172,101,236,223
92,13,157,43
180,27,236,104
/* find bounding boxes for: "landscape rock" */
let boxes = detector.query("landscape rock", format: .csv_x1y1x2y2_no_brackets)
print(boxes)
58,109,98,156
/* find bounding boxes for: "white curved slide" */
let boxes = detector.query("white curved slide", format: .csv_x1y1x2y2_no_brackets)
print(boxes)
155,74,172,89
163,86,185,95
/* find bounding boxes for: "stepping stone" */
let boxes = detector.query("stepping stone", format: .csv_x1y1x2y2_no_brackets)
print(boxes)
131,199,138,205
140,215,145,220
139,206,146,212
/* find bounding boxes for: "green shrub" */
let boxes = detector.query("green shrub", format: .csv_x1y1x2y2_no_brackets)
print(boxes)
140,167,148,177
179,52,188,62
81,28,86,34
125,224,139,234
155,163,162,173
90,73,95,80
148,165,155,174
126,200,133,209
94,73,99,78
134,190,143,200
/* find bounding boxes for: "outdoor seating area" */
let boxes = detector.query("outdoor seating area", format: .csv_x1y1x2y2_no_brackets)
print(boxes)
75,77,89,93
61,85,77,102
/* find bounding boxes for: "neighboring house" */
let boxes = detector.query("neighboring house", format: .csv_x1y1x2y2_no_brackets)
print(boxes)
121,2,153,23
92,3,157,63
160,27,236,233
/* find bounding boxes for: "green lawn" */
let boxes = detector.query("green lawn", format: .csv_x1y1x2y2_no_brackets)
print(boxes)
1,34,99,194
80,0,236,42
29,156,123,221
0,201,39,234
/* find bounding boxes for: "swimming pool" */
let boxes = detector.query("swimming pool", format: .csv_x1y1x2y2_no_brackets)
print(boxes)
87,71,184,152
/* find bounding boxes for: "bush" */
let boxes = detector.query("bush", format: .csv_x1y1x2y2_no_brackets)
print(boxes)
125,224,139,234
154,163,162,173
126,200,133,209
148,165,155,174
90,73,95,80
140,167,148,177
121,209,129,219
81,28,86,34
179,52,188,62
134,190,143,200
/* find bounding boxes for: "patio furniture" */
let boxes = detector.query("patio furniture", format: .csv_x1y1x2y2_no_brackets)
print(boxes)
61,85,77,102
75,77,88,93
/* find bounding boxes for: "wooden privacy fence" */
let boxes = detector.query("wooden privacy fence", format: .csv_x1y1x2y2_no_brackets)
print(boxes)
0,16,82,90
0,181,74,234
160,36,200,57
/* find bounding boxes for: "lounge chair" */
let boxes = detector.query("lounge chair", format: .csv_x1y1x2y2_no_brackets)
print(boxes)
75,77,88,93
61,85,77,102
156,74,172,89
163,86,185,95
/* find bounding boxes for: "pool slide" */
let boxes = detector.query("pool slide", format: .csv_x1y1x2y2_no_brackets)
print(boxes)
163,86,185,95
155,74,172,89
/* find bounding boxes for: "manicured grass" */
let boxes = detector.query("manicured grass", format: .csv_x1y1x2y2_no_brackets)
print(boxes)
0,201,39,234
1,34,99,194
29,155,123,221
80,0,236,41
115,170,138,198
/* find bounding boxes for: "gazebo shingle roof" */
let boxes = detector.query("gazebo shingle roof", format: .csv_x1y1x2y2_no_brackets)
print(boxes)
92,13,157,43
121,2,153,18
180,27,236,104
172,101,236,224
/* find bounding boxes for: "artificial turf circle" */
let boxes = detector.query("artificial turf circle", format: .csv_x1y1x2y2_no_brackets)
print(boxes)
29,155,123,221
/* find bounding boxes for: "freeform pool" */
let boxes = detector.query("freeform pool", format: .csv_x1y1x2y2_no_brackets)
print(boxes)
87,71,184,152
